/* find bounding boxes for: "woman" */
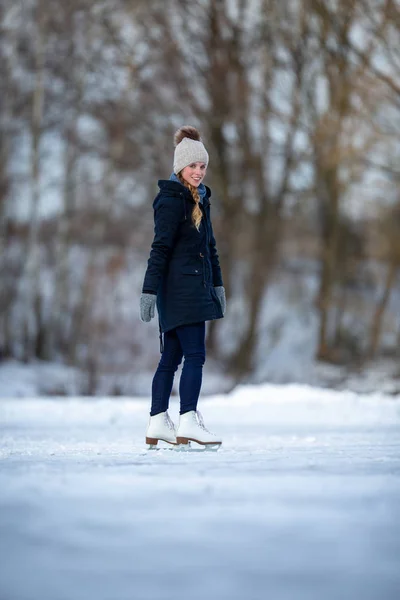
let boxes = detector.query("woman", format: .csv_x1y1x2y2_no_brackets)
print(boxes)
140,126,226,449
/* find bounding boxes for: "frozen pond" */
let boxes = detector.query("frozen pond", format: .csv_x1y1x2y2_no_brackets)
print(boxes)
1,384,400,600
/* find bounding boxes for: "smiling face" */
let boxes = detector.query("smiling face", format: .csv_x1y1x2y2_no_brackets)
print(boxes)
180,162,207,187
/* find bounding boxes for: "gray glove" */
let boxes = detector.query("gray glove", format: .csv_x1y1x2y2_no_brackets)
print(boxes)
140,293,156,322
215,286,226,316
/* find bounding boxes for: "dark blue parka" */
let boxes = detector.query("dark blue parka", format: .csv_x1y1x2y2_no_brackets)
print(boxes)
142,180,224,335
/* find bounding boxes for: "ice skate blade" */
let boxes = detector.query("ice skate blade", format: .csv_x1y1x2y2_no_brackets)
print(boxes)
176,441,221,452
146,444,177,451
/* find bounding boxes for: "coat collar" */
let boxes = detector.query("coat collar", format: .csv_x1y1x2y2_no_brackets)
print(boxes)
157,179,211,207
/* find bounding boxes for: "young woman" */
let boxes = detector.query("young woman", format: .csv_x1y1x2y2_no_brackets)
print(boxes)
140,126,226,449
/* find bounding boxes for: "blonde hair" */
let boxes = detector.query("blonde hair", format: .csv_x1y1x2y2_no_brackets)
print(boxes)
178,172,202,231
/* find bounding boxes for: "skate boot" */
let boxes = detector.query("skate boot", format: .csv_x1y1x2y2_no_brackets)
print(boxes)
176,410,222,450
145,411,177,448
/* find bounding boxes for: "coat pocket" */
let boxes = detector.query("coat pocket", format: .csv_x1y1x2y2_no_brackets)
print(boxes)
181,266,202,275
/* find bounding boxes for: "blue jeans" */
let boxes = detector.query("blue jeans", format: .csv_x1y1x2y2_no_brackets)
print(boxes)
150,322,206,416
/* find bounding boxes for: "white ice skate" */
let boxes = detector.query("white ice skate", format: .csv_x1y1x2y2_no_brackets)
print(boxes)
176,410,222,451
145,411,177,449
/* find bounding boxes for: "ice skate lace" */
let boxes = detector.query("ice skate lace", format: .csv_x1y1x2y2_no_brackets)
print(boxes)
164,411,176,433
195,410,212,434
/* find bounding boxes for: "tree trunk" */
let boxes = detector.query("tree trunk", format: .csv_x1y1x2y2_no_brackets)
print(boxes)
21,2,46,361
315,164,341,362
230,205,281,376
0,7,18,359
368,262,398,359
333,282,347,349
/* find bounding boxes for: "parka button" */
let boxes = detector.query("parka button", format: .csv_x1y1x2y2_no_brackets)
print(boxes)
199,253,204,258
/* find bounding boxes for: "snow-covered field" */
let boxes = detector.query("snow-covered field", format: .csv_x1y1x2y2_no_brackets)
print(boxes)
1,384,400,600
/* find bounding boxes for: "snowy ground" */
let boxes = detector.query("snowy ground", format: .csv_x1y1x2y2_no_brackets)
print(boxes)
1,384,400,600
1,355,400,399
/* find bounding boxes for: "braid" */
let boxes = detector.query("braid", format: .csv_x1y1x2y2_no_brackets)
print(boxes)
177,173,203,230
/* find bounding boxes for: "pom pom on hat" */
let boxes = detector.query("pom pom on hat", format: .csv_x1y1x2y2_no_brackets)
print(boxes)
173,125,209,174
174,125,201,146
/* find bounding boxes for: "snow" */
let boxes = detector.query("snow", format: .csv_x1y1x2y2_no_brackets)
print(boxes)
2,353,400,400
0,359,83,397
1,385,400,600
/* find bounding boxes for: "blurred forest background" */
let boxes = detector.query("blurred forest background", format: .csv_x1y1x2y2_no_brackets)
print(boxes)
1,0,400,396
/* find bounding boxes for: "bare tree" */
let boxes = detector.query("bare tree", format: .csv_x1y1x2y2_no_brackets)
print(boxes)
1,0,400,392
369,200,400,358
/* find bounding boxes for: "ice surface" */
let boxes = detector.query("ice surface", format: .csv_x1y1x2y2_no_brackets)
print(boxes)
1,384,400,600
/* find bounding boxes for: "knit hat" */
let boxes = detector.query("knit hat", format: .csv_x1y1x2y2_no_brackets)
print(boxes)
173,126,209,174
